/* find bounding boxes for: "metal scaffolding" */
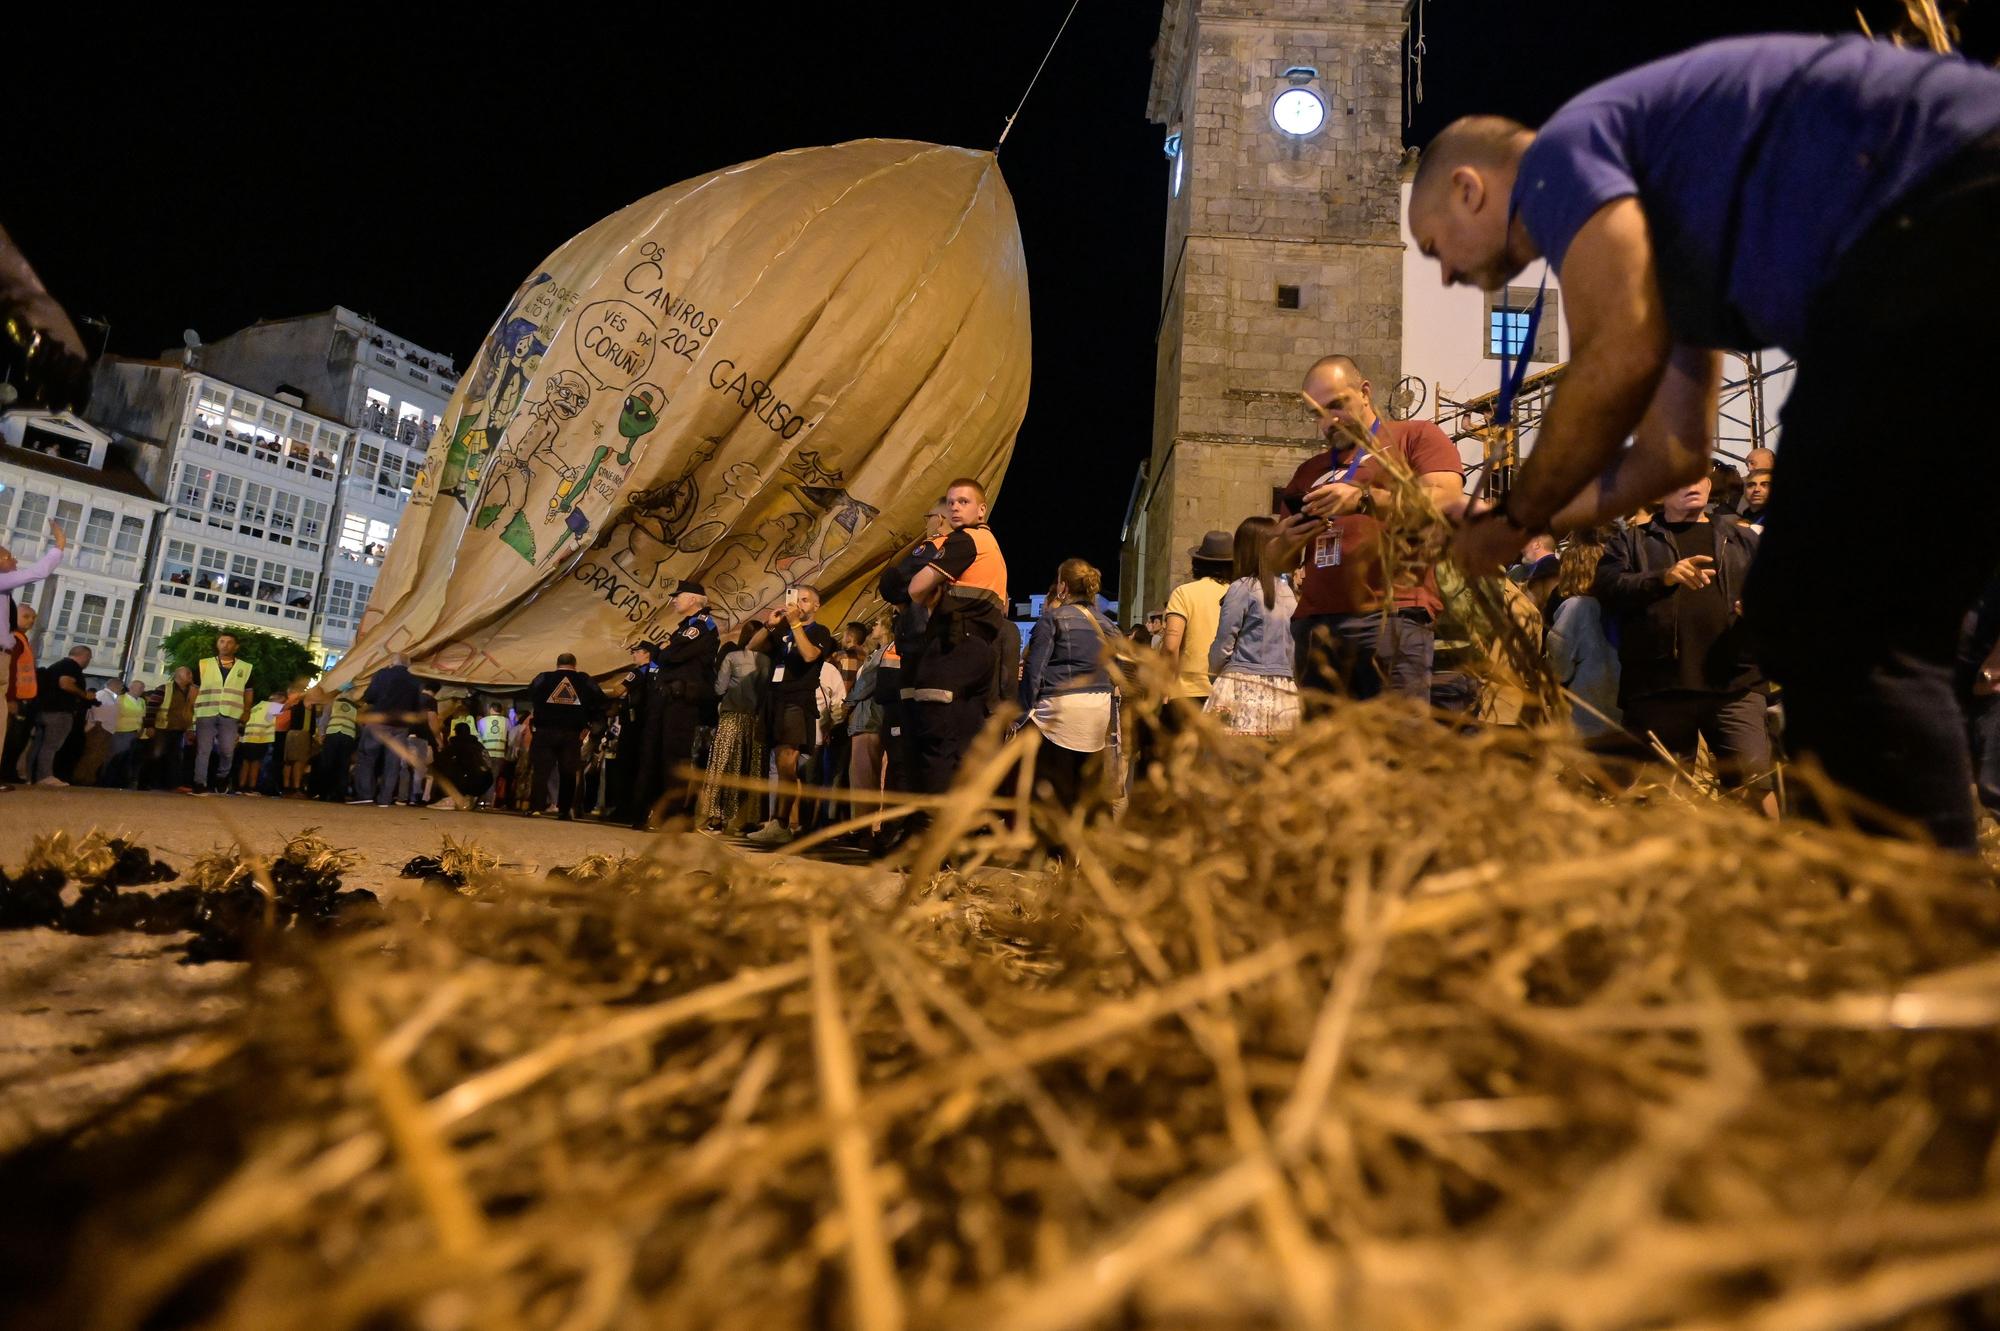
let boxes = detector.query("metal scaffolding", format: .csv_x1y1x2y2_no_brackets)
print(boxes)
1426,352,1793,498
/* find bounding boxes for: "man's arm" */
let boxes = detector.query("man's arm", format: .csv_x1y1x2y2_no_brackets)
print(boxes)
1550,343,1719,534
793,622,826,665
1454,199,1711,575
906,564,946,607
1159,614,1186,661
1505,198,1680,529
0,543,62,595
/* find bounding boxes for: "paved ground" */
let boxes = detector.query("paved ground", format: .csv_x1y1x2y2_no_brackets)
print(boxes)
0,788,873,1151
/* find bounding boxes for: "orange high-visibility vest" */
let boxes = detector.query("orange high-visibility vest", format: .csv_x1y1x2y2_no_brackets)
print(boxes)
942,523,1008,613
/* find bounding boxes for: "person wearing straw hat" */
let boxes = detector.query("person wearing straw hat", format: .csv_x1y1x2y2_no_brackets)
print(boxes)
1408,34,2000,849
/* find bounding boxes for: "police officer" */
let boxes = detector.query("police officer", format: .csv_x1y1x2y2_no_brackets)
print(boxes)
876,500,949,807
610,639,658,823
632,581,718,828
901,477,1012,795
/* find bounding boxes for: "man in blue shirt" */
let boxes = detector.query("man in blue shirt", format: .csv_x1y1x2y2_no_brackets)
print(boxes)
1409,34,2000,850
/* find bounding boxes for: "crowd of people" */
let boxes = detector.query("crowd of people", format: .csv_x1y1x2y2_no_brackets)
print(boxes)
0,405,1992,852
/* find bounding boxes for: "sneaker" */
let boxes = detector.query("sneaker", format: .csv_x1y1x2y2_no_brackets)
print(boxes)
175,786,194,795
240,791,262,799
190,787,212,797
36,777,68,788
346,797,373,804
745,822,796,846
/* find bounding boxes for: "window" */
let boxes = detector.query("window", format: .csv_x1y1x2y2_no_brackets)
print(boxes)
0,486,13,533
55,500,82,537
105,596,125,650
227,553,256,608
81,508,114,554
53,589,73,636
196,547,228,602
286,566,314,620
174,465,211,521
270,490,300,544
1484,286,1561,363
339,511,368,557
207,473,242,528
1276,284,1302,310
115,514,145,556
323,577,357,627
354,441,381,480
12,490,49,545
240,482,271,538
143,615,171,672
160,539,196,595
299,499,327,553
257,558,287,607
76,593,106,641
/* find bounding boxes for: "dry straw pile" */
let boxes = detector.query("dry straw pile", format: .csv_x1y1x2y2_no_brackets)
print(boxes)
7,690,2000,1331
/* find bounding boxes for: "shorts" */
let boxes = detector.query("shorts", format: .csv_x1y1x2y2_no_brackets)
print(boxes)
773,700,816,752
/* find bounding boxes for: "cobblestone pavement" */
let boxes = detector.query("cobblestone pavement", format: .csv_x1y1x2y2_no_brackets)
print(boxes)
0,787,872,1150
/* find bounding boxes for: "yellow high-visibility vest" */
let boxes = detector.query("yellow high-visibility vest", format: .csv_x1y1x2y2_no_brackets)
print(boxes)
194,657,253,719
115,694,145,734
477,715,507,757
324,698,359,739
241,704,278,744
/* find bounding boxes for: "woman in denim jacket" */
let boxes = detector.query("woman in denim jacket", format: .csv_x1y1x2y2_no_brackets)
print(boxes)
1019,558,1121,807
1206,515,1300,736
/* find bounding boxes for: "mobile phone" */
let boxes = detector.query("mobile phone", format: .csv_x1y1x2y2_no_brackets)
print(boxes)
1273,486,1305,518
783,587,799,608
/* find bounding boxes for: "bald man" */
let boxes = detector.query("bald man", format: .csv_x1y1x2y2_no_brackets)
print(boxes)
1273,355,1463,707
1408,35,2000,850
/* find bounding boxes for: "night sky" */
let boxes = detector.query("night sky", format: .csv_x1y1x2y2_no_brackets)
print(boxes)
11,2,1991,602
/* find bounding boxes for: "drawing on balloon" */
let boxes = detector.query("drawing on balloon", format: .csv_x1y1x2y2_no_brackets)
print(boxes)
473,370,591,562
433,275,559,509
608,438,723,588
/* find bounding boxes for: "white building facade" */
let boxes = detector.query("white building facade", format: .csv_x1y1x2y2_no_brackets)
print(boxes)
0,410,167,679
90,361,347,683
194,308,456,670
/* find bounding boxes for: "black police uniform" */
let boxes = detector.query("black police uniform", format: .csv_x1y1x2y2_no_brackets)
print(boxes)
877,537,940,798
633,610,719,826
611,647,657,823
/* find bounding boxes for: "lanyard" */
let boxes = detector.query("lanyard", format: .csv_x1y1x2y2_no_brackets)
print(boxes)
1495,271,1547,427
1323,416,1381,486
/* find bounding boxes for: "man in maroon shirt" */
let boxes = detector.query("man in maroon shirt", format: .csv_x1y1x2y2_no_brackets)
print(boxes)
1271,355,1466,710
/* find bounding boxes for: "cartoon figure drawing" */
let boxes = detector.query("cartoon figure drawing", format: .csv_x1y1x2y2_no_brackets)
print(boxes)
609,437,718,587
474,369,590,562
436,296,550,507
550,383,662,518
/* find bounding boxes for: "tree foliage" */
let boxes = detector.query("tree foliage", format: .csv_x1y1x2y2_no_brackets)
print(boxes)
157,622,317,698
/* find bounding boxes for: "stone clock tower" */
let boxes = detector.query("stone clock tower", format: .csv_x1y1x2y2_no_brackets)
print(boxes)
1121,0,1407,618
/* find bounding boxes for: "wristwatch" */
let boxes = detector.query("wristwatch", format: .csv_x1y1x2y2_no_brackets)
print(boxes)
1356,489,1377,518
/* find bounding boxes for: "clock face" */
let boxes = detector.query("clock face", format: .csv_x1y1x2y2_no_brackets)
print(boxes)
1271,87,1326,137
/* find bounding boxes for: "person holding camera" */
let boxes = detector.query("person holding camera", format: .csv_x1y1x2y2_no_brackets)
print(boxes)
630,581,718,828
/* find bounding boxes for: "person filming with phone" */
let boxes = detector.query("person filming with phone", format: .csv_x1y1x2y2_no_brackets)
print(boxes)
1268,355,1464,711
746,584,837,846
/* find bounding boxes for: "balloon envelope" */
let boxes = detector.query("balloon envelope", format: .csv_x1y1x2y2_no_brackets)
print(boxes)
325,139,1030,688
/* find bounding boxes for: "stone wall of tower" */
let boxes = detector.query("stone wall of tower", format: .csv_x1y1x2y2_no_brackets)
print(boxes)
1123,0,1405,619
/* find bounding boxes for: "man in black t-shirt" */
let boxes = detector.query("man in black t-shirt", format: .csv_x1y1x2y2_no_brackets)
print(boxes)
1595,475,1772,813
745,585,837,845
31,645,91,786
523,652,609,818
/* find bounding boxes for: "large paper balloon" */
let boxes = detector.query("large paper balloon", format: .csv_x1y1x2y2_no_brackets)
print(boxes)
324,139,1030,688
